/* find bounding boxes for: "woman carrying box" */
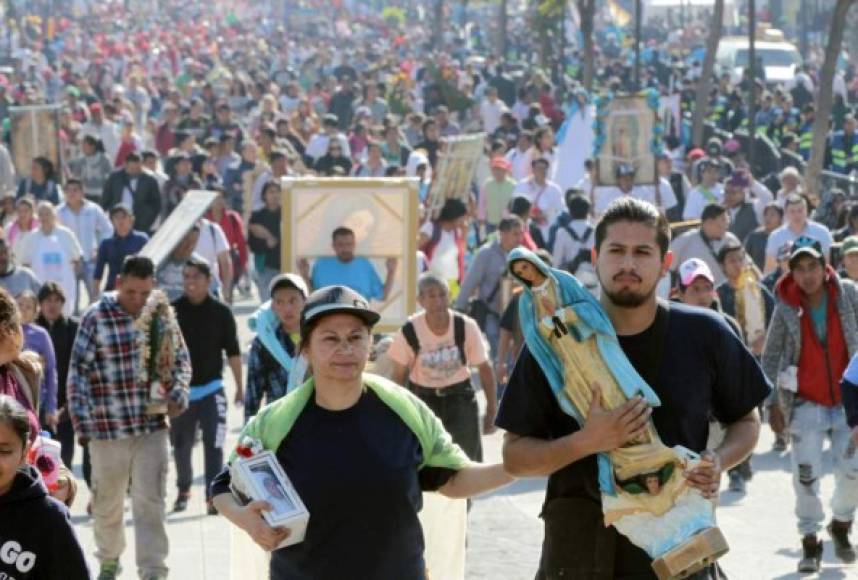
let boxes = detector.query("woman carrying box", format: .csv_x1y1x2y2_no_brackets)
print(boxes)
211,285,513,579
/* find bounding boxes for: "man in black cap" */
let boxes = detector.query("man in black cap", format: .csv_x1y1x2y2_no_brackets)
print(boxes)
762,236,858,572
306,113,351,164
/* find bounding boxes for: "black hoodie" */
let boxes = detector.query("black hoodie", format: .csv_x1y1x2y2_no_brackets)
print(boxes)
0,466,89,580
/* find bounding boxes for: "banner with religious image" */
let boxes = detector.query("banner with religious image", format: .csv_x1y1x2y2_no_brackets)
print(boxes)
426,133,485,218
593,92,663,186
9,104,62,178
280,177,418,333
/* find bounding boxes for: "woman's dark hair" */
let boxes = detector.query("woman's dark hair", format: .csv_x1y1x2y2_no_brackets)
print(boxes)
299,315,372,354
0,394,30,447
437,198,467,222
37,281,66,304
262,180,281,198
121,255,155,279
508,196,532,219
566,193,591,219
594,197,671,257
32,157,55,181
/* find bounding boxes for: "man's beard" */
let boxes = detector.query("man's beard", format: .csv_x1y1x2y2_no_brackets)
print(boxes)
598,270,659,308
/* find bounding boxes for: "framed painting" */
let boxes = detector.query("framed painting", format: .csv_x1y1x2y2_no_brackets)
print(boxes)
595,95,658,186
426,133,485,218
280,177,419,333
9,105,62,178
139,190,218,268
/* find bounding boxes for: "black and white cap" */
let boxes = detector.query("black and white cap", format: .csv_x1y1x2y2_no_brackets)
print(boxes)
299,285,380,339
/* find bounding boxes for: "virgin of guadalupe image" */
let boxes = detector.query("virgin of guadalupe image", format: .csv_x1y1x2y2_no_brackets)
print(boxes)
506,247,727,578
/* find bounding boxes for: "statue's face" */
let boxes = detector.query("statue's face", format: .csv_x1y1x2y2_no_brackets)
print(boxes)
512,260,546,286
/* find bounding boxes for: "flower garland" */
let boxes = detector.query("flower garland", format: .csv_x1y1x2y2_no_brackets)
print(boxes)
592,88,665,159
134,289,181,400
235,436,264,459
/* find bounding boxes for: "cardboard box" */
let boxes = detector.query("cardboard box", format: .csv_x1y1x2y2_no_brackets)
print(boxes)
230,451,310,549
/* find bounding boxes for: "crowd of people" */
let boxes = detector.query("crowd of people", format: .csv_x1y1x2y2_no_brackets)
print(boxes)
0,0,858,579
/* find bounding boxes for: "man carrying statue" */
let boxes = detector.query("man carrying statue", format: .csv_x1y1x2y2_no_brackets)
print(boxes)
497,197,771,579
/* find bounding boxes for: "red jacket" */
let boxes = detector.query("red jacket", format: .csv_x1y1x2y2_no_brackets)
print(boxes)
776,267,849,407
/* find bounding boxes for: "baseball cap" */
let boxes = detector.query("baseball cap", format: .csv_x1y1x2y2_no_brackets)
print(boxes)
724,139,741,154
300,285,381,339
679,258,715,287
268,273,309,299
726,171,750,189
687,148,706,161
842,236,858,257
788,235,824,267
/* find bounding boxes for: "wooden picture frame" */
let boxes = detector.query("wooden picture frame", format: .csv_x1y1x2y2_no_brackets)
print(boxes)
426,133,485,218
595,95,658,186
280,177,419,334
139,190,218,269
9,105,63,179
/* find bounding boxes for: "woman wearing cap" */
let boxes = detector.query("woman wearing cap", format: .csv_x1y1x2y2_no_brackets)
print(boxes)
212,285,512,579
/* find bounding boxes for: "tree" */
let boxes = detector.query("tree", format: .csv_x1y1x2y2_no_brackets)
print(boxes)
805,0,857,198
432,0,445,50
690,0,725,147
578,0,597,91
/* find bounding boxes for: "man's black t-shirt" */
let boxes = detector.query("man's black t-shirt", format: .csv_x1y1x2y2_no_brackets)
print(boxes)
173,295,240,386
496,301,771,578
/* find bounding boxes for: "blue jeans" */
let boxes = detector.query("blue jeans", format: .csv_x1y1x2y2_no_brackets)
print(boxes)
789,399,858,536
75,258,96,314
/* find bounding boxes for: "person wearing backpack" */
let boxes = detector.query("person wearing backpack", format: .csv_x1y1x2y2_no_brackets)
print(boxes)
388,273,499,461
550,193,596,294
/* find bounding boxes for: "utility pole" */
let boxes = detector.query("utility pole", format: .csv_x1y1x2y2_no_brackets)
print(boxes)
748,0,757,172
634,0,642,91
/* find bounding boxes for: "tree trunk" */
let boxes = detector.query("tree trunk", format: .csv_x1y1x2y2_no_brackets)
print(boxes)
579,0,596,91
691,0,725,147
498,0,508,58
805,0,855,198
433,0,445,50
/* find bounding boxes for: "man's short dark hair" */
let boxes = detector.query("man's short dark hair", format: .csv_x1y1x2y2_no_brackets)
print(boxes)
184,256,212,278
269,150,287,163
594,198,671,257
64,178,83,190
141,149,158,161
508,196,532,219
332,227,355,240
498,216,523,232
37,281,66,304
700,203,727,222
121,255,154,279
566,192,590,219
124,152,142,164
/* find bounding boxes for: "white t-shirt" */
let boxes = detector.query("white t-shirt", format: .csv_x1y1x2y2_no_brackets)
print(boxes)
505,148,533,182
194,219,230,288
480,98,508,134
765,221,834,260
593,177,678,217
420,221,459,281
682,183,725,220
514,178,565,235
17,226,82,316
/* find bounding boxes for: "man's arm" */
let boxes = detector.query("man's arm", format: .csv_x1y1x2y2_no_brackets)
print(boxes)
686,409,761,498
67,314,97,444
218,250,233,302
503,386,651,477
228,355,243,406
453,252,485,311
381,257,397,301
477,361,498,434
390,361,409,388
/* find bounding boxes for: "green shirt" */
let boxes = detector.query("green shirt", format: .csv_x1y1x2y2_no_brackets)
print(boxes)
482,179,516,225
810,293,828,341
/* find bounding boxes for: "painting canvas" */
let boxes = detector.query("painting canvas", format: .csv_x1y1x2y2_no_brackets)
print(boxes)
139,190,218,268
596,96,657,186
9,105,62,178
281,177,418,333
426,133,485,218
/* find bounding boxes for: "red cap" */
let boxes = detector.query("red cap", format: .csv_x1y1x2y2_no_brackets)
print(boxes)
688,148,706,161
89,102,102,114
491,157,511,171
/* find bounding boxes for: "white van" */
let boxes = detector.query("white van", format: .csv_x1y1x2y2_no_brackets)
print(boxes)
716,34,802,87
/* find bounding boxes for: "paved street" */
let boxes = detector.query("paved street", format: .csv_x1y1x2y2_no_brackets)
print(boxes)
67,296,857,579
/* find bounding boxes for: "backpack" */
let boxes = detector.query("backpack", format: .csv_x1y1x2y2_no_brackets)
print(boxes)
559,225,598,293
402,314,467,366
